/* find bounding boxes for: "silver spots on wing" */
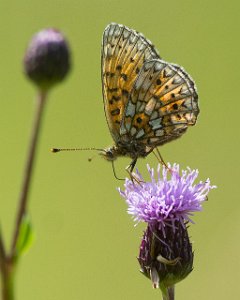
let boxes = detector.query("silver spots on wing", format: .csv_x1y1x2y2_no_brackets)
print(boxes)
150,110,158,120
149,118,163,130
130,127,137,136
135,129,145,139
145,97,157,115
125,101,136,117
102,23,199,160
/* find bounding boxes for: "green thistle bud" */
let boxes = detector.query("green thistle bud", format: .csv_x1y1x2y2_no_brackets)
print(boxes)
24,28,71,91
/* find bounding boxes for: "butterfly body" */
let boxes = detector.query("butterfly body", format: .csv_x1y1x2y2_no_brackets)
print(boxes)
51,24,199,177
101,23,199,167
101,140,151,162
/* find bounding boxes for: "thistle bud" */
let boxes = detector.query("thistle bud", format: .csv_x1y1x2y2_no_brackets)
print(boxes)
24,28,71,91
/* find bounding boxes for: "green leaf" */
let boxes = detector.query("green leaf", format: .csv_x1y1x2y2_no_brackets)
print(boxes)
15,214,34,261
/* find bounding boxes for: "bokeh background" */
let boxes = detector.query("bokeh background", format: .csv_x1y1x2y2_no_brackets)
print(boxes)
0,0,239,299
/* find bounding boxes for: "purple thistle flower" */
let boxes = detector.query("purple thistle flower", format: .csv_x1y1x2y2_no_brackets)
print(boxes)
119,163,215,232
119,164,216,297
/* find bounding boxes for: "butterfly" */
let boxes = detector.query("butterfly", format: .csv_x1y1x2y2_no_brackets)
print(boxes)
52,23,199,178
100,23,199,173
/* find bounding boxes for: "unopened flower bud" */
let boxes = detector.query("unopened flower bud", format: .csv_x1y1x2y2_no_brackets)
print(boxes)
24,28,71,91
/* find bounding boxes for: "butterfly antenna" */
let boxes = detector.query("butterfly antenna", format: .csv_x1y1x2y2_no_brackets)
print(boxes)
88,154,98,162
51,147,104,153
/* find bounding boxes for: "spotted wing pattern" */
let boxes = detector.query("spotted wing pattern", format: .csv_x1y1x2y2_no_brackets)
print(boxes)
120,59,199,147
101,23,159,142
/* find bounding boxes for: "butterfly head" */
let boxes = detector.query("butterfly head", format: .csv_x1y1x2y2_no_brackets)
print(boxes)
99,146,119,161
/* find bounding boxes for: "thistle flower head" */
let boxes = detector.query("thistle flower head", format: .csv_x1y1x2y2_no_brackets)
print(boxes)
119,163,215,231
119,163,216,293
24,28,71,91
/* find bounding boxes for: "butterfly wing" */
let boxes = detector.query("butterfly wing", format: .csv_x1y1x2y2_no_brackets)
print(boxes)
120,59,199,148
101,23,160,143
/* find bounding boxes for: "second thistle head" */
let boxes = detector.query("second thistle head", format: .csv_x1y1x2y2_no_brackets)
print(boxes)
24,28,71,91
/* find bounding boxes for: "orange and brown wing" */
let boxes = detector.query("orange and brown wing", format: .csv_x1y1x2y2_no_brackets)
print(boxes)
101,23,160,142
120,59,199,147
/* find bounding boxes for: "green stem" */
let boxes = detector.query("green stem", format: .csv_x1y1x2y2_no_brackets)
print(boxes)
0,231,8,300
0,90,48,300
10,90,47,258
1,265,15,300
1,229,15,300
0,230,6,274
162,286,175,300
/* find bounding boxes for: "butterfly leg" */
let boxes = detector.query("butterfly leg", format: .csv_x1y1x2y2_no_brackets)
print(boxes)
125,157,137,179
125,158,142,184
153,148,172,173
129,157,137,173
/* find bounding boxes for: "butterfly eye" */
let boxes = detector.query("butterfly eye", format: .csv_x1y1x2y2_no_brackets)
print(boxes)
106,150,114,158
99,148,116,161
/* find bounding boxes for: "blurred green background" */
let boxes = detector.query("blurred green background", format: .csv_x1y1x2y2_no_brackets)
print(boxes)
0,0,239,299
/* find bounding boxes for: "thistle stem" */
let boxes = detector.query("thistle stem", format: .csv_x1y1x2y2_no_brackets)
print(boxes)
0,219,14,300
0,231,8,300
0,230,6,275
162,286,175,300
0,90,48,300
10,90,47,258
1,264,14,300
